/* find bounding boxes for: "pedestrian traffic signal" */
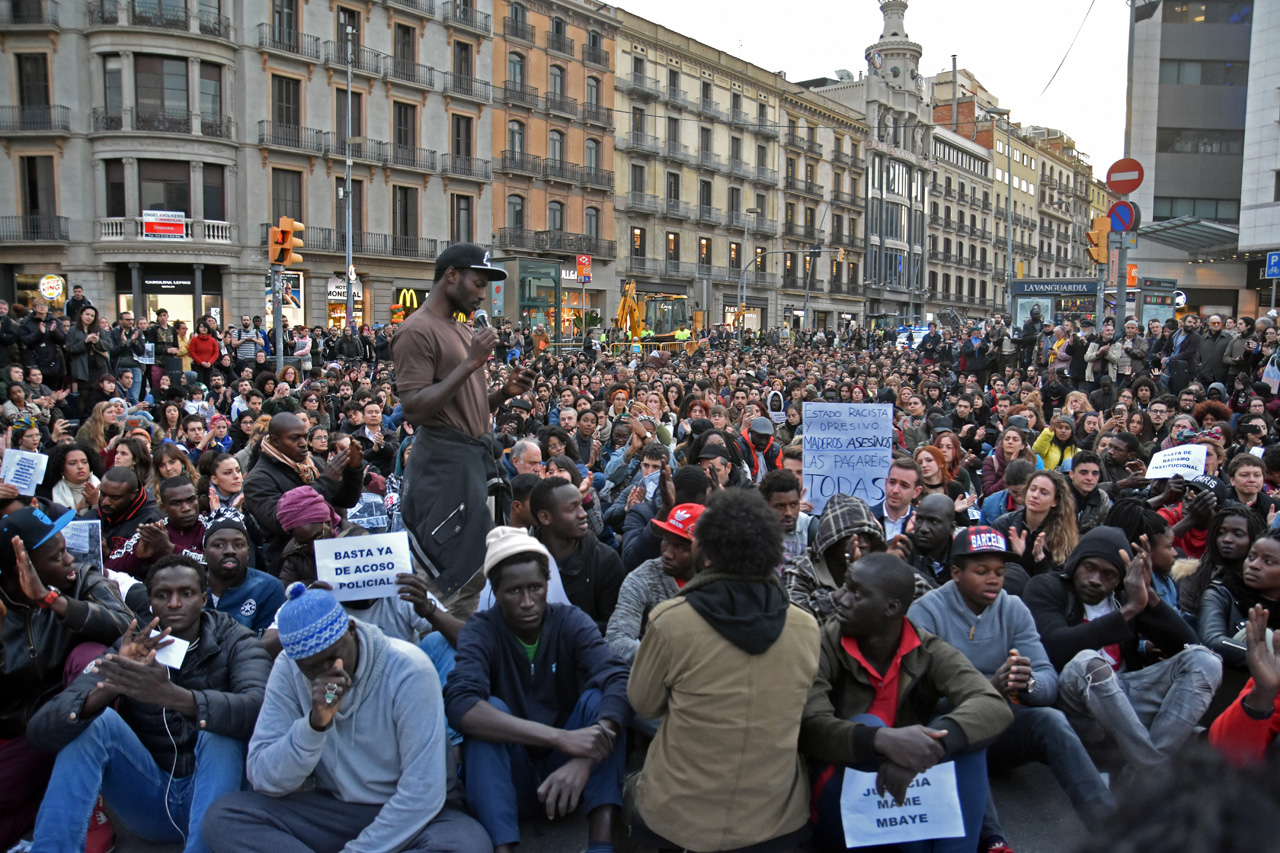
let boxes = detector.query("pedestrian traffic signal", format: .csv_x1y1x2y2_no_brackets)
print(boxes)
1086,217,1110,265
270,216,305,267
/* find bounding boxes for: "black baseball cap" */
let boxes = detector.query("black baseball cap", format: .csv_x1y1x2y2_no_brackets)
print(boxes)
435,243,507,281
1186,474,1231,502
952,526,1018,560
697,444,732,463
0,505,75,570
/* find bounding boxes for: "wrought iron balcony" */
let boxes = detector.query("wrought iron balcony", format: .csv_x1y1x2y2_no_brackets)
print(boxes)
502,15,533,42
695,205,723,226
0,215,68,242
625,256,661,276
582,103,612,127
198,9,229,37
618,131,659,155
135,109,190,134
387,0,435,17
621,192,659,213
699,98,727,121
0,105,70,133
258,121,326,153
542,159,581,183
752,165,778,185
86,0,116,23
616,72,660,98
130,0,186,29
546,30,573,55
442,153,492,180
257,24,321,60
580,167,614,190
498,150,542,176
502,81,538,108
697,150,724,172
582,43,609,68
661,198,693,219
729,159,753,179
1,0,59,25
442,2,491,34
441,72,491,102
389,145,437,171
200,115,233,139
545,92,578,117
387,59,435,89
664,141,690,163
324,41,384,75
784,131,805,150
666,87,696,111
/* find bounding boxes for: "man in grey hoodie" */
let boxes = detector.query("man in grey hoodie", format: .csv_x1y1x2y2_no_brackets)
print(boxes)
908,527,1114,852
202,582,490,852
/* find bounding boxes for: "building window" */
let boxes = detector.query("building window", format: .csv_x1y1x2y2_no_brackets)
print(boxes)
199,64,222,122
1155,127,1245,154
728,186,741,214
509,2,526,23
272,0,296,36
336,88,363,137
585,206,599,238
394,24,415,66
585,138,600,170
508,52,525,86
19,155,55,221
135,55,188,118
508,120,524,153
631,226,646,257
549,65,564,96
104,55,123,116
547,200,564,231
452,114,473,158
203,164,225,221
16,55,49,108
451,194,473,242
1163,1,1252,24
105,160,126,217
666,171,680,201
453,40,473,77
729,241,741,270
666,232,680,261
630,164,645,192
507,194,524,230
586,76,600,106
271,75,299,125
336,178,363,230
337,6,360,49
393,185,418,239
548,129,564,161
393,102,417,150
271,168,302,220
698,237,711,269
138,160,190,214
1152,196,1239,222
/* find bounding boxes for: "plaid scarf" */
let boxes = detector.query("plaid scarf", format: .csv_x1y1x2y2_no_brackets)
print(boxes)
261,436,320,485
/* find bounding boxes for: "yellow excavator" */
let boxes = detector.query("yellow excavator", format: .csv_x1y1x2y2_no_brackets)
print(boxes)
615,281,701,342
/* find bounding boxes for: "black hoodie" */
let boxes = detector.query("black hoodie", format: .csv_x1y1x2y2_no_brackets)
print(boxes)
683,571,790,655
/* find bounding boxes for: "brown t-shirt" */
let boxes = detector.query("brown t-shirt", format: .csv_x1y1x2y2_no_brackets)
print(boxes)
392,308,490,436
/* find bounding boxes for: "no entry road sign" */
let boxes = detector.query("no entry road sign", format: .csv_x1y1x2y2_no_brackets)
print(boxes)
1107,159,1144,195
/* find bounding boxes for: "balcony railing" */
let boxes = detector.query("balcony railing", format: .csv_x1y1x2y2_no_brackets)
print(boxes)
295,226,439,259
697,150,723,171
729,159,753,179
502,15,533,41
665,141,690,163
502,81,539,108
661,198,693,219
748,216,778,235
582,43,609,68
441,153,492,180
783,131,805,150
387,59,435,88
806,138,824,157
257,24,321,60
130,0,187,29
387,0,435,16
135,109,190,134
389,145,437,171
695,205,723,225
784,177,824,198
0,215,69,242
622,193,659,213
198,9,229,37
752,165,778,184
580,166,614,190
2,0,59,24
546,30,573,55
621,131,660,154
257,121,326,154
324,41,384,74
616,72,660,98
90,108,124,131
442,1,491,34
0,105,70,133
545,92,578,117
322,133,388,161
441,73,491,101
666,87,696,110
731,109,753,128
542,159,581,183
625,256,661,276
582,103,612,126
665,260,696,279
783,223,824,242
699,98,727,121
756,118,779,137
499,150,542,175
498,229,615,259
200,114,233,139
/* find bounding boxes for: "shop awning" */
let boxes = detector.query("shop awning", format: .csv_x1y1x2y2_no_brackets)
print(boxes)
1136,217,1239,253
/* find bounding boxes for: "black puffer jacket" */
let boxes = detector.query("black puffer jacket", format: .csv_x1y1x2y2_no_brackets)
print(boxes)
18,312,66,377
28,610,270,778
242,452,364,567
1,569,133,739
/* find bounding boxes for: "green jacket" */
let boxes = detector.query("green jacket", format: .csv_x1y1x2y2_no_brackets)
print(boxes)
799,618,1012,765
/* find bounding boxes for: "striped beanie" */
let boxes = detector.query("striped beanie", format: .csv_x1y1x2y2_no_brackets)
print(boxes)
277,582,349,660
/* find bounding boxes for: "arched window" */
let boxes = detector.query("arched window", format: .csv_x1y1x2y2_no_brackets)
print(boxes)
588,29,602,48
548,129,564,162
508,120,525,154
586,76,600,106
584,138,600,170
549,65,565,96
507,53,525,86
548,200,564,231
584,206,599,238
507,195,525,229
509,2,527,24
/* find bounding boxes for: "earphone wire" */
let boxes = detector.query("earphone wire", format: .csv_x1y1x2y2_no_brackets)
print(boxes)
160,666,187,844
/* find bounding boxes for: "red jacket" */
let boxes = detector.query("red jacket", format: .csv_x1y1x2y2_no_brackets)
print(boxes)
1208,677,1280,766
188,333,220,367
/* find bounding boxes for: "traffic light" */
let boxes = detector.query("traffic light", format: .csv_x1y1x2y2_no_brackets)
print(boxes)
270,216,305,267
1086,216,1110,265
838,247,846,263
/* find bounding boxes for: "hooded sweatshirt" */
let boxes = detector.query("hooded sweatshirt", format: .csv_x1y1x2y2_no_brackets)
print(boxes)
247,622,454,853
781,493,883,622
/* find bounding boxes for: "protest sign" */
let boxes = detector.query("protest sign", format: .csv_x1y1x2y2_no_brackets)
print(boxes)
348,492,390,532
315,530,412,602
0,449,47,496
1145,444,1207,481
840,761,964,848
64,520,102,569
802,404,894,515
149,630,190,669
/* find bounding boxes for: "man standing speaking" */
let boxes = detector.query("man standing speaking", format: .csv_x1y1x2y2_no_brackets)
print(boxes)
392,244,534,613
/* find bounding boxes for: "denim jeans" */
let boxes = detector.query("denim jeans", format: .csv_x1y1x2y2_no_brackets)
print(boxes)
461,689,625,848
810,714,988,853
1056,645,1222,771
120,367,143,404
418,633,460,745
32,707,246,853
981,703,1114,839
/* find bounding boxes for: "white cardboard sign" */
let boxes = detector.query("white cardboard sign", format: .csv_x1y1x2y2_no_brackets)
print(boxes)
314,530,412,602
0,449,48,496
1144,444,1207,481
840,761,965,848
802,404,894,515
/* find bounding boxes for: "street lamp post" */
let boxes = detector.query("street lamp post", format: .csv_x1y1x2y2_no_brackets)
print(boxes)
989,107,1014,312
737,206,761,341
344,25,355,329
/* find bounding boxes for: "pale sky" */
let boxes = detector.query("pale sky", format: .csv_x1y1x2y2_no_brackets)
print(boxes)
620,0,1131,173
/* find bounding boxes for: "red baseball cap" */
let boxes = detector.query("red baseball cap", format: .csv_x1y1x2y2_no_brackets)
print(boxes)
650,503,705,540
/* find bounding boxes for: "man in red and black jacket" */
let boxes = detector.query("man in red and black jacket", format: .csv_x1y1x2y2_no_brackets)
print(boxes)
1210,603,1280,765
93,468,162,572
737,417,783,484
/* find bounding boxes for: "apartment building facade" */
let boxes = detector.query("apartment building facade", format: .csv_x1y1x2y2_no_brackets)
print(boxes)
926,126,996,317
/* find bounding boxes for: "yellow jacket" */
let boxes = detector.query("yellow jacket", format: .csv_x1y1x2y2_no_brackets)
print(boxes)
1033,427,1077,471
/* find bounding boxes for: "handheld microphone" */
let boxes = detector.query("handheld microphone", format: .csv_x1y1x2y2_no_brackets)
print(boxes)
474,309,490,329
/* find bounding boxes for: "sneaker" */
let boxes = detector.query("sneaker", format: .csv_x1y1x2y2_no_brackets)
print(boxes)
85,795,115,853
983,838,1015,853
6,841,34,853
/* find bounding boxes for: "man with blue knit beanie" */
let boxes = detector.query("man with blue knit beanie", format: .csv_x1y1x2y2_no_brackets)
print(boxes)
202,582,491,852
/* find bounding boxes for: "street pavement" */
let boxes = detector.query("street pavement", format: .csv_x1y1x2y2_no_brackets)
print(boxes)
112,762,1088,852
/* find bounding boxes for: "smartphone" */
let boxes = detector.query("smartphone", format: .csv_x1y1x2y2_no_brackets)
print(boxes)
64,419,81,430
